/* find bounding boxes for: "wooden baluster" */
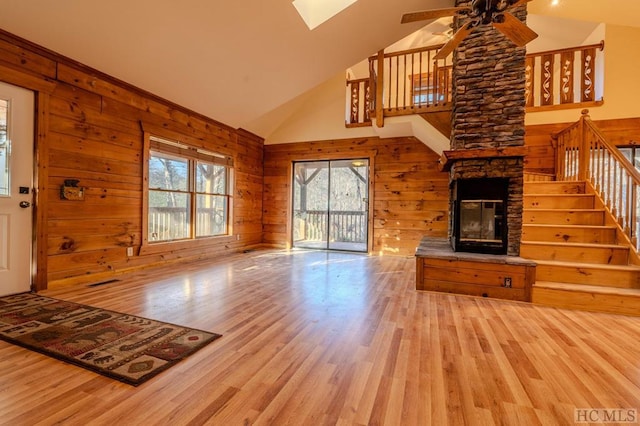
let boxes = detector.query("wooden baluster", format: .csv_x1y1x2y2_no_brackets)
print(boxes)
418,50,423,107
541,53,554,106
579,111,589,180
595,141,601,193
612,160,618,217
560,51,575,104
368,58,376,117
525,56,535,107
349,82,359,124
376,50,384,127
364,80,371,123
581,47,596,102
557,135,565,180
403,54,407,109
434,55,439,107
606,149,612,209
626,172,631,232
618,166,624,226
632,181,638,249
590,131,596,184
387,55,392,111
395,55,399,110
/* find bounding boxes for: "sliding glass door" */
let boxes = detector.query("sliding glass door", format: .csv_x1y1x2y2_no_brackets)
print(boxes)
292,159,369,252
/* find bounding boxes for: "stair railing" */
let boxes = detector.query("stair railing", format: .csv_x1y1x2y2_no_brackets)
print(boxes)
555,110,640,250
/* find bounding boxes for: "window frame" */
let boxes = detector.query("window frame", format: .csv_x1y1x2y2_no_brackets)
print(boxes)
140,132,234,255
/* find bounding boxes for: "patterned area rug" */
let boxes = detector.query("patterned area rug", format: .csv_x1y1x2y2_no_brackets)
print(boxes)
0,293,221,386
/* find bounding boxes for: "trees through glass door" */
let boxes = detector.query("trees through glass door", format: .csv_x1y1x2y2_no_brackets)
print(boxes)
292,159,369,252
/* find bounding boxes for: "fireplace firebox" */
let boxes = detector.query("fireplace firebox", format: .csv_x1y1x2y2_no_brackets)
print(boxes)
452,178,509,255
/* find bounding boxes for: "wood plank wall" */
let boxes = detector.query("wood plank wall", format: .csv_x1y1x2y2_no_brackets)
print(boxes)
0,30,264,288
524,123,565,175
263,137,450,256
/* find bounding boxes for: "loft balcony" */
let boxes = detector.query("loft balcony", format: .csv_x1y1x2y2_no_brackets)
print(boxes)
346,38,605,129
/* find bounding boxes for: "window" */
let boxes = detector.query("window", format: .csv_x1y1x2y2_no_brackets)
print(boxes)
146,135,232,244
410,65,452,106
619,144,640,172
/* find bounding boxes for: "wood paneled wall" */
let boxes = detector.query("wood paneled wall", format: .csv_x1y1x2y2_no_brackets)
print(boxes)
263,137,450,256
524,123,566,175
0,30,264,288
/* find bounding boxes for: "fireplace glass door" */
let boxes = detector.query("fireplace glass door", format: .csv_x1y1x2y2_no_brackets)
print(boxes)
459,200,504,243
453,178,508,254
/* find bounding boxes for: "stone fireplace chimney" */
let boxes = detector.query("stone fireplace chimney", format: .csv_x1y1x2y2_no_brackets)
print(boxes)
446,0,528,256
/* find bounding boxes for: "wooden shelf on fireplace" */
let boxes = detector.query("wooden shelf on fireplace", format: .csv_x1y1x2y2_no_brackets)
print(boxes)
438,146,527,172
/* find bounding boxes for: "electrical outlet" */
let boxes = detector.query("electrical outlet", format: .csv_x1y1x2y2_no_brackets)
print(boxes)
504,277,512,288
127,247,134,257
237,234,240,241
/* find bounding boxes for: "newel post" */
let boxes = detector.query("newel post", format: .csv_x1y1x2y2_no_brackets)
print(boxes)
578,109,591,180
375,49,385,128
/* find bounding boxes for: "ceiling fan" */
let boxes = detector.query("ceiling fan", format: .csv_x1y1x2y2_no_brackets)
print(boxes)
401,0,539,60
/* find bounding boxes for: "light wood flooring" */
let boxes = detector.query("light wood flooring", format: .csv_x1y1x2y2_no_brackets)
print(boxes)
1,248,640,425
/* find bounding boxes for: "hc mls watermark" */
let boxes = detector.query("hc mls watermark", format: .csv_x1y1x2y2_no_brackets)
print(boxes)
575,408,638,424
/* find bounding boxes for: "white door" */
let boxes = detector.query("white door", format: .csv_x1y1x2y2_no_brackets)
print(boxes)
0,81,35,296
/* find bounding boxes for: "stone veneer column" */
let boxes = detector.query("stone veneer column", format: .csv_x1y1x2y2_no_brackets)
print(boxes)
448,0,528,256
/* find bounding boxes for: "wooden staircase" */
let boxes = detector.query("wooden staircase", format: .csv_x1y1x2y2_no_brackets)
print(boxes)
521,180,640,316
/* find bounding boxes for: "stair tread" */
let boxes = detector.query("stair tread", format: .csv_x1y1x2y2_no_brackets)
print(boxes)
525,193,592,196
521,241,628,250
534,281,640,296
523,223,617,229
524,208,605,212
524,181,582,183
535,259,640,271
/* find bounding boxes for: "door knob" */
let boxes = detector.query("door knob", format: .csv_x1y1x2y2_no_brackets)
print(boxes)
19,201,31,208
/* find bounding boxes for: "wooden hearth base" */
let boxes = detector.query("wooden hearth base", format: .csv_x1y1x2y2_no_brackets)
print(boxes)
415,237,536,302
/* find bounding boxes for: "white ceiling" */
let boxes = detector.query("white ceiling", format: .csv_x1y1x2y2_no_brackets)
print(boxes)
0,0,636,138
0,0,451,133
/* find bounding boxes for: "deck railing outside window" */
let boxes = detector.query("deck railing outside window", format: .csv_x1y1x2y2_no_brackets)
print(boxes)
293,210,367,244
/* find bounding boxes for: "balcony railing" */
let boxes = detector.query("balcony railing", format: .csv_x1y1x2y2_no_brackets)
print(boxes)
525,42,605,111
556,110,639,251
293,210,367,243
346,41,605,127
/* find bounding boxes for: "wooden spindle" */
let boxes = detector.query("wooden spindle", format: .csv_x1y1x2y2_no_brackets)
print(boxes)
581,47,596,102
560,51,575,104
541,53,555,106
525,56,535,107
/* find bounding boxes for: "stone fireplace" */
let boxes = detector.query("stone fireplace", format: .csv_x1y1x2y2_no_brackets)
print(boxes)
446,0,528,257
415,0,535,300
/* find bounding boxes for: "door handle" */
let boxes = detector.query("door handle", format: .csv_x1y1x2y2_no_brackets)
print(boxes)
19,201,31,208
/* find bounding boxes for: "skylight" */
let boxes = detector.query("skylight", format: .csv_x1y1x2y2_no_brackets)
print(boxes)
293,0,358,30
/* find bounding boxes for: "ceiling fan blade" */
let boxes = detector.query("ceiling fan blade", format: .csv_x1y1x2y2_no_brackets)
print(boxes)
434,22,474,60
401,7,470,24
508,0,534,9
492,12,538,47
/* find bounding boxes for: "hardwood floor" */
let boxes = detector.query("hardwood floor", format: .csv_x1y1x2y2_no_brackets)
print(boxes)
2,248,640,425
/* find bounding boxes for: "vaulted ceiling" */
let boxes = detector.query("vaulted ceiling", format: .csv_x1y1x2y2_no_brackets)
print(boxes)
0,0,636,138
